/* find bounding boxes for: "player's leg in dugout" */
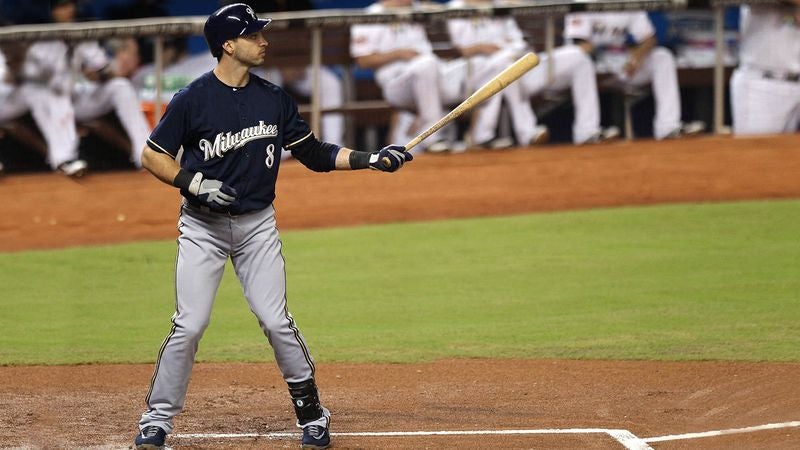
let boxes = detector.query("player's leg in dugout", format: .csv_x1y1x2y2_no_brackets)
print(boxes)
21,84,81,170
139,205,230,433
381,54,450,148
73,78,151,167
463,50,517,146
292,66,345,144
624,46,681,140
519,45,602,144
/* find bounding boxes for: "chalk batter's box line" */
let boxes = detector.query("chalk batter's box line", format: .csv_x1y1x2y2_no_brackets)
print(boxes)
175,421,800,450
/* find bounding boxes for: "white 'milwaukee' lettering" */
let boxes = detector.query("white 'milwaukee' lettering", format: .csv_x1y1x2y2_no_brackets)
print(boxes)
199,121,278,160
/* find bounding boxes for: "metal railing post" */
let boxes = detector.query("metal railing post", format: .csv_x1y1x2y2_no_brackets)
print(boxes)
154,35,164,125
713,5,725,134
311,27,322,137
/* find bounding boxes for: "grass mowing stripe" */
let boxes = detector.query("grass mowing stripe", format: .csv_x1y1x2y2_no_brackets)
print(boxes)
0,199,798,365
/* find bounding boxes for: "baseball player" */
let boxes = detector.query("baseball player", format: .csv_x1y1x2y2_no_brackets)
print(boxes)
446,0,543,147
447,0,614,145
0,38,85,176
351,0,468,152
730,1,800,135
50,0,152,168
564,11,704,140
132,4,413,450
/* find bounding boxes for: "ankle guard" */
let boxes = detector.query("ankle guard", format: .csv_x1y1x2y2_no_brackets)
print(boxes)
288,379,324,424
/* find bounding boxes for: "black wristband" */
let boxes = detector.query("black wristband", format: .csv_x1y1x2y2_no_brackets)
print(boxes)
348,151,372,170
173,169,196,190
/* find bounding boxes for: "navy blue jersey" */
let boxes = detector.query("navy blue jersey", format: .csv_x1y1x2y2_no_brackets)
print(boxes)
148,71,331,214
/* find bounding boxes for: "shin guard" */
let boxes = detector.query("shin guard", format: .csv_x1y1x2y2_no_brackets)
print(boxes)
288,379,324,425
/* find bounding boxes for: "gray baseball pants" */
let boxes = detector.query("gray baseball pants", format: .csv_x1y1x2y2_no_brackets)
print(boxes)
139,202,318,434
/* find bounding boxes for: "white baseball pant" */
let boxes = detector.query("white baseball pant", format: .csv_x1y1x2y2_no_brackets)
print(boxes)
73,77,151,167
730,68,800,135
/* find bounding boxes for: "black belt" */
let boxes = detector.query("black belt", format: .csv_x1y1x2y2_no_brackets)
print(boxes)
762,71,800,83
184,201,242,216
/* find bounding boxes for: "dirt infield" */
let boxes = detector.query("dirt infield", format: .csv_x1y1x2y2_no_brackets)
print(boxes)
1,135,799,449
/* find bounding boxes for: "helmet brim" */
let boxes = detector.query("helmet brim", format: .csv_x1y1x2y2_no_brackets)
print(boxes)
241,18,272,36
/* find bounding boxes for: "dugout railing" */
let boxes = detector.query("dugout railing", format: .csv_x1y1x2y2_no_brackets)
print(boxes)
0,0,780,152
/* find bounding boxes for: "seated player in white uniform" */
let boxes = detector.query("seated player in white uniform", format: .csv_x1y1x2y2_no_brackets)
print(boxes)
70,41,152,168
0,39,85,177
446,0,546,148
351,0,468,152
448,0,616,146
730,2,800,135
53,0,151,168
564,11,705,140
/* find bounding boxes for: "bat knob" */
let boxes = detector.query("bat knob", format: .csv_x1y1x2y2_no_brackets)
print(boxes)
382,157,392,169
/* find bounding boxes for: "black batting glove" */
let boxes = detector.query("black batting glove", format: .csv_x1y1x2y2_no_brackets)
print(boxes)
368,145,413,172
187,172,238,211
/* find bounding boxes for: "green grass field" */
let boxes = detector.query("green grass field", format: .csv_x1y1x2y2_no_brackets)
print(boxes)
1,200,798,366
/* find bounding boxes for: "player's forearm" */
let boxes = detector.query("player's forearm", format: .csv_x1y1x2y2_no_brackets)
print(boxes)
630,35,657,62
336,147,377,170
335,147,411,171
458,43,500,58
141,146,182,186
355,50,415,69
335,147,358,170
573,39,594,55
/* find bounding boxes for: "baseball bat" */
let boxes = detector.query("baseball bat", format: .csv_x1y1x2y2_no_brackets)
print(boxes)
383,51,540,168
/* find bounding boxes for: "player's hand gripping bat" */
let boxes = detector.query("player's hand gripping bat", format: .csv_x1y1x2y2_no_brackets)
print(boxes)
382,52,541,168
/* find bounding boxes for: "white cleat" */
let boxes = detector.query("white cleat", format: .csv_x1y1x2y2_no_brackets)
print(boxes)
528,125,550,146
426,141,450,153
57,159,88,178
583,126,621,144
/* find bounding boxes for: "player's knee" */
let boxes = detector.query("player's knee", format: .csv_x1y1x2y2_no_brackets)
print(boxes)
569,46,593,67
175,320,209,340
408,54,439,75
650,47,676,67
557,44,584,60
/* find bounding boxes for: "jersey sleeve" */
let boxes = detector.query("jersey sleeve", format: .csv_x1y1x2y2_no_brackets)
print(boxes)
504,18,528,54
147,89,190,159
564,13,592,41
447,19,472,49
350,24,379,58
281,89,314,150
72,41,109,72
627,12,655,43
280,89,337,172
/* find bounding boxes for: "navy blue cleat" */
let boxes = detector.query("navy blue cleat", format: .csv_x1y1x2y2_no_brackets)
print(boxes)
301,423,331,449
134,425,166,450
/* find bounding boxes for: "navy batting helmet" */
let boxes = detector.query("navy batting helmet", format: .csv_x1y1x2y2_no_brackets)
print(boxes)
204,3,272,58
